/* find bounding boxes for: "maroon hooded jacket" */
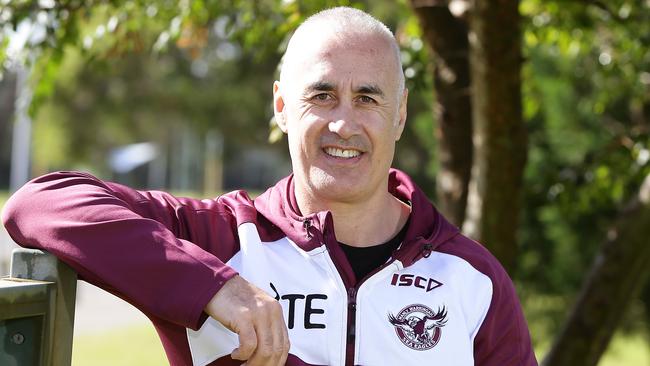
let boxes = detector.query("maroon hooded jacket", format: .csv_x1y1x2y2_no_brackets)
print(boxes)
2,169,537,365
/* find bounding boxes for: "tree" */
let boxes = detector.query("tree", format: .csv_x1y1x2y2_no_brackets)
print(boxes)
464,0,526,273
409,1,473,227
542,174,650,365
520,1,650,363
410,0,525,273
410,0,650,364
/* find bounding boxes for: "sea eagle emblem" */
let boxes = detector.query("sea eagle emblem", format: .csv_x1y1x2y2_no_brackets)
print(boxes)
388,304,448,351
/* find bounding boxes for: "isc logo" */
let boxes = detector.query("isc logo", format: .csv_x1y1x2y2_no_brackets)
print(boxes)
390,274,443,292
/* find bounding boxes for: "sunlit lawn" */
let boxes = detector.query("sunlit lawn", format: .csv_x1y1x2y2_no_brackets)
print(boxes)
71,323,649,365
0,191,8,207
599,332,650,366
72,324,167,366
532,330,650,366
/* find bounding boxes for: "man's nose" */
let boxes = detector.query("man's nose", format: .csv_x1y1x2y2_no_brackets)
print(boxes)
328,106,361,140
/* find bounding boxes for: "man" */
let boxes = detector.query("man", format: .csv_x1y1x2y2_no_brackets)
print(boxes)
2,7,537,366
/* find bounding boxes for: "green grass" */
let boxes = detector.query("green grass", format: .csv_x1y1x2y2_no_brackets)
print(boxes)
72,324,167,366
70,323,649,365
523,292,650,365
532,330,650,366
599,331,650,366
0,191,9,208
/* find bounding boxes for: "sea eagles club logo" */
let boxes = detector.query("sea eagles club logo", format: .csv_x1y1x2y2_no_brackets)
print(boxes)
388,304,448,351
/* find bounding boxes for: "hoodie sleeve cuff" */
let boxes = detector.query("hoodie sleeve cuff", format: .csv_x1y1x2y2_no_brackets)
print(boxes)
188,265,239,331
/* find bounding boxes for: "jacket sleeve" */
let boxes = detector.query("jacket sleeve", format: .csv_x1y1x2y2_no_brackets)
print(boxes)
1,171,240,330
473,263,538,365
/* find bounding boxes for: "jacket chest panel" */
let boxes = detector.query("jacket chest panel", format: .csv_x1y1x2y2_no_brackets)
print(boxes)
227,223,346,365
353,253,492,365
354,271,471,365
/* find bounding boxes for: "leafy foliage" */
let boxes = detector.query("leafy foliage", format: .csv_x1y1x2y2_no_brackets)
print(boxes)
1,0,438,193
518,0,650,333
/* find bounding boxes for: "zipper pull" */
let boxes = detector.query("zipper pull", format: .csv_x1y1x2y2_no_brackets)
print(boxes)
347,287,357,306
303,218,313,239
421,242,433,258
347,287,357,343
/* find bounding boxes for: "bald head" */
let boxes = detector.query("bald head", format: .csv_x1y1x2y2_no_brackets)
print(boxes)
280,7,405,100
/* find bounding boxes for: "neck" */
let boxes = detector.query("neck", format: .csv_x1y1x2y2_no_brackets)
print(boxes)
295,182,410,248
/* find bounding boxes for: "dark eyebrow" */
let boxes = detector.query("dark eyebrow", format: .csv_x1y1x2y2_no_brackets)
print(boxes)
305,81,385,98
354,84,385,98
306,81,336,93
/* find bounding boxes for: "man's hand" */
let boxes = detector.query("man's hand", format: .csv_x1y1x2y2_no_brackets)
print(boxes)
205,275,290,365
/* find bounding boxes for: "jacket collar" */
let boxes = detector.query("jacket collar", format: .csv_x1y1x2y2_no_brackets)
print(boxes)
254,168,459,267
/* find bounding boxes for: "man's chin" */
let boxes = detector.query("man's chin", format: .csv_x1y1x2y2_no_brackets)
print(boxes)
307,170,368,203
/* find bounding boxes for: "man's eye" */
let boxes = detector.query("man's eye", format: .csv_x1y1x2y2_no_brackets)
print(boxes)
359,95,376,104
313,93,331,101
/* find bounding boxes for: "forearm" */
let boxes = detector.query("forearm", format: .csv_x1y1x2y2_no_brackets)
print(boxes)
2,171,238,329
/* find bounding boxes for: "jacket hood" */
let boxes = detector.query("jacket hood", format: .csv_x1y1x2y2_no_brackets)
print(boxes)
254,168,460,268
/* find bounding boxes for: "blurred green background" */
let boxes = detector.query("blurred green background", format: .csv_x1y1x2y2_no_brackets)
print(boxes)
1,0,649,365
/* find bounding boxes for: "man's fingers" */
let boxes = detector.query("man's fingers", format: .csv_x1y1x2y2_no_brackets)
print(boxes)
205,276,289,365
278,350,289,366
277,318,290,366
247,302,288,366
231,324,257,361
274,304,290,366
270,301,290,366
246,326,274,365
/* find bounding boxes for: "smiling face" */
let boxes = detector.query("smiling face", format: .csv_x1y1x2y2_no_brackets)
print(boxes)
274,29,407,208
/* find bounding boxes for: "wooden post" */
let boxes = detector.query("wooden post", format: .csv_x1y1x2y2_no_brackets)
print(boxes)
0,248,77,365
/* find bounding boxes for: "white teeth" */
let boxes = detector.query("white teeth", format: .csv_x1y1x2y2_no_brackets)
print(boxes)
324,147,361,158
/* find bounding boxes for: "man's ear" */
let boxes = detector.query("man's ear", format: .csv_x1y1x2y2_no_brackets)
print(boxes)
273,81,288,133
395,88,408,141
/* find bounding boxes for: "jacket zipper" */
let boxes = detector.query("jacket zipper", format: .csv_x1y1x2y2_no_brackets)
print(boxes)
346,287,357,366
310,217,430,365
343,257,403,365
342,238,431,365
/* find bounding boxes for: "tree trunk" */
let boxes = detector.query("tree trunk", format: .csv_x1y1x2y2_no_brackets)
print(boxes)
543,174,650,366
409,0,473,227
463,0,526,273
